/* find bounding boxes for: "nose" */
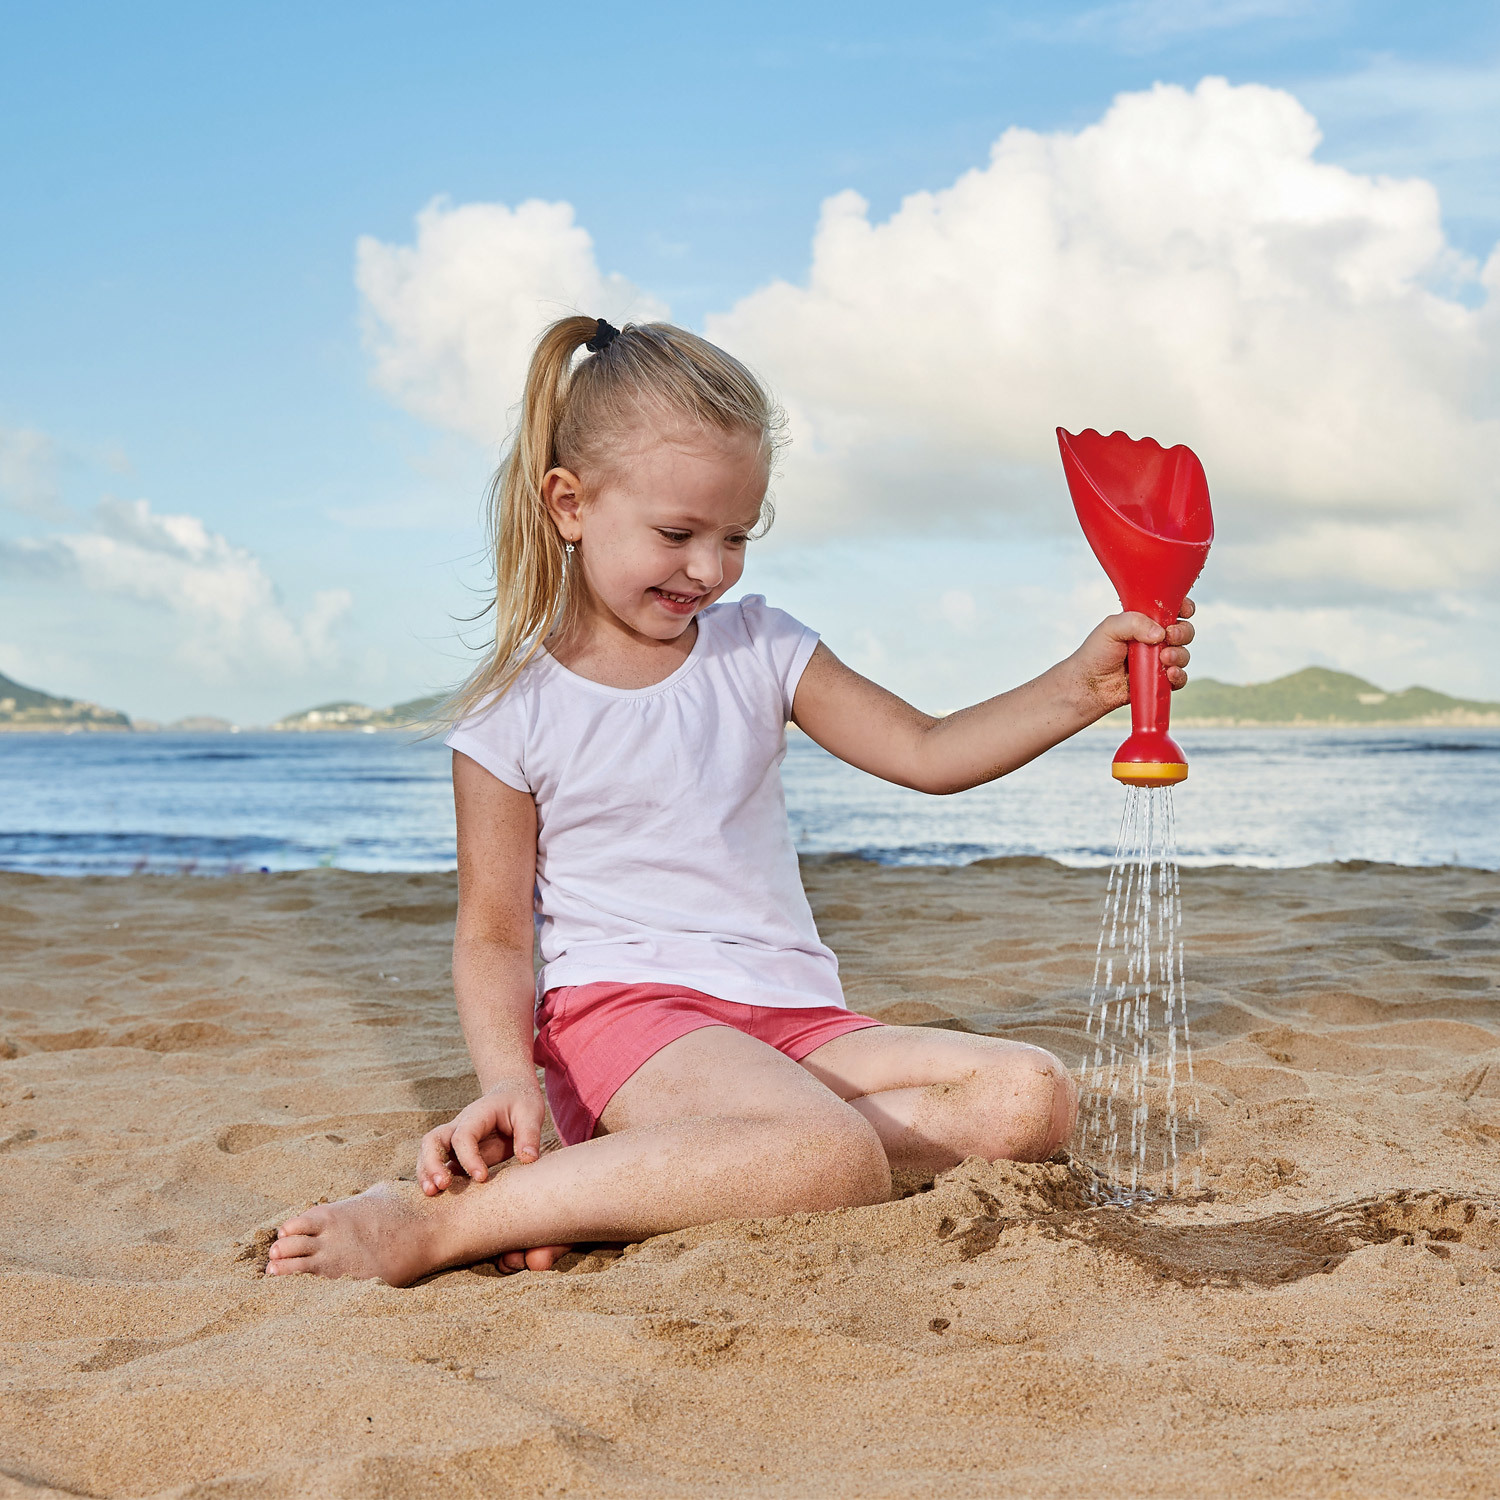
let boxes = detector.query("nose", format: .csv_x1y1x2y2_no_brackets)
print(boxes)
682,540,725,590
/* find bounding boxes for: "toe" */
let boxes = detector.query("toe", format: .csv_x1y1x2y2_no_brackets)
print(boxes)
525,1245,571,1271
270,1234,319,1259
266,1253,315,1276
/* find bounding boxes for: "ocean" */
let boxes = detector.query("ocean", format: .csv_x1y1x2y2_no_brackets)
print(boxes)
3,725,1499,876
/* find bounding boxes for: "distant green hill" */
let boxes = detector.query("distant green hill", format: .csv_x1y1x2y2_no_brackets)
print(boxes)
276,670,1500,733
272,693,445,732
390,693,445,722
1144,667,1500,727
0,670,131,731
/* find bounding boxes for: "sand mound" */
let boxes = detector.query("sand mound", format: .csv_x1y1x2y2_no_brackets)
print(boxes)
2,859,1499,1496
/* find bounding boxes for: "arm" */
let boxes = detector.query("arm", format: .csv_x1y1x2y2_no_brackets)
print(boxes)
791,603,1195,795
417,750,542,1193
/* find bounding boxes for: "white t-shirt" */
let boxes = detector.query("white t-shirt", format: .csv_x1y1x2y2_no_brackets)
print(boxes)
445,595,842,1010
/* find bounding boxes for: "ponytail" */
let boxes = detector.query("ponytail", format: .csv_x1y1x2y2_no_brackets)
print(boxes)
436,314,784,729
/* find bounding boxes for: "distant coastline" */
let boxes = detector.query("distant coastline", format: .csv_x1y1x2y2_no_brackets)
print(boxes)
3,666,1499,734
265,696,442,733
0,670,130,733
1172,713,1500,729
0,670,443,734
1103,667,1500,730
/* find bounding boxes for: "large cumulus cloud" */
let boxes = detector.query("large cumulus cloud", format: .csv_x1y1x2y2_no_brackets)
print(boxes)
707,78,1498,600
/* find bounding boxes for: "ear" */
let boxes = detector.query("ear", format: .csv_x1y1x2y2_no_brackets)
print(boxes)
541,467,584,543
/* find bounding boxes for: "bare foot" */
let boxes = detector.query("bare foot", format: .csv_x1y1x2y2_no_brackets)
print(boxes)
498,1245,571,1273
265,1182,445,1286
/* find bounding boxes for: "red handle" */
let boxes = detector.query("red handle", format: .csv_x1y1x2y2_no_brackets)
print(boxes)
1127,639,1169,739
1113,639,1187,783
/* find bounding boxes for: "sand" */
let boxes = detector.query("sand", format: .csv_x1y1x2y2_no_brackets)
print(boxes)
2,857,1499,1497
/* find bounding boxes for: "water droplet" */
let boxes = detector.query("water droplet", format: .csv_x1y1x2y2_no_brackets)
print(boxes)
1078,786,1202,1204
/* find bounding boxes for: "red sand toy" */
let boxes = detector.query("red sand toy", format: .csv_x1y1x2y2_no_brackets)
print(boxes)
1057,428,1213,787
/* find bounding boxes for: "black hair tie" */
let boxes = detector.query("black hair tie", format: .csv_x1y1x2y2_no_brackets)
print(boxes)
585,318,620,353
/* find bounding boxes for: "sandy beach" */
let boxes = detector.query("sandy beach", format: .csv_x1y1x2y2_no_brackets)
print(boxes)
2,857,1499,1497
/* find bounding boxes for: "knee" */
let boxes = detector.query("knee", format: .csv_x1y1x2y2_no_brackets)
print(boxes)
987,1048,1078,1164
787,1105,891,1210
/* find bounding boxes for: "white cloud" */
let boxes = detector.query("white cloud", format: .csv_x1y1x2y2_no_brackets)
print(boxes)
0,427,65,518
708,77,1500,602
357,197,669,447
1,497,350,680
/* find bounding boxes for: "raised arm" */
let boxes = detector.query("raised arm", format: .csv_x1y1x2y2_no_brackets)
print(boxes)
417,751,542,1194
791,604,1195,795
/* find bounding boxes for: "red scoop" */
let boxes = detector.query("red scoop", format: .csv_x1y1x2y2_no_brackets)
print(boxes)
1057,428,1213,786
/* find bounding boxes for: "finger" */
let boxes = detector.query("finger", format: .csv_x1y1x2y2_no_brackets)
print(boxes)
1166,667,1188,689
450,1116,492,1183
418,1122,453,1164
512,1098,545,1165
1164,620,1195,646
417,1126,455,1192
499,1250,528,1272
1179,596,1196,618
1116,611,1167,644
1162,646,1191,670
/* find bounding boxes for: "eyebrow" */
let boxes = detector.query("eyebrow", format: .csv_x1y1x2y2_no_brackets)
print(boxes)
655,513,761,532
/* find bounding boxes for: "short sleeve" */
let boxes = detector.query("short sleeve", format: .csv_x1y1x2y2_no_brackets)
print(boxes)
444,686,533,794
734,594,820,718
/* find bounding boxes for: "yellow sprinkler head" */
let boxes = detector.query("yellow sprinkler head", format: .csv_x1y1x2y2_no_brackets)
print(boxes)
1112,760,1189,788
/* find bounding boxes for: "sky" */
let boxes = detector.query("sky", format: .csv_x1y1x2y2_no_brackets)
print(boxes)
1,0,1497,724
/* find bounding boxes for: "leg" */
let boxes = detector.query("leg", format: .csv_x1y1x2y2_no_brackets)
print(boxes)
266,1026,889,1285
798,1026,1078,1179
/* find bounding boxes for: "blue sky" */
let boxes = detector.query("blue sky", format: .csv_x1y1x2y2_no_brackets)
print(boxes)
2,1,1497,722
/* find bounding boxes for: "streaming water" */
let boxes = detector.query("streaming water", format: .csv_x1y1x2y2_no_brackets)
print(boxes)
1079,786,1202,1203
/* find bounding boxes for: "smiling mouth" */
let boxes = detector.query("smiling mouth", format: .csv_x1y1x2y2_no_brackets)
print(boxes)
650,587,703,613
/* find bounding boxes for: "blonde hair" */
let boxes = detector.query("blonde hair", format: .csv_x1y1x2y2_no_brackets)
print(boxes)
440,315,784,727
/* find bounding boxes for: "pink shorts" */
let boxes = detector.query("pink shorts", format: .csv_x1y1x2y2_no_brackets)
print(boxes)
533,981,883,1146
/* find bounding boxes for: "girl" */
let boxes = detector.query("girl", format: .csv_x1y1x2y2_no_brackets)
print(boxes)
267,315,1194,1284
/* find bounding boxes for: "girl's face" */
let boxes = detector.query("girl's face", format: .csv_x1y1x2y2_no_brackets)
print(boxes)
546,425,767,645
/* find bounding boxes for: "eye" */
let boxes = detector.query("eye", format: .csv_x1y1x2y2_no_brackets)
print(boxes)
726,534,749,549
657,529,691,543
